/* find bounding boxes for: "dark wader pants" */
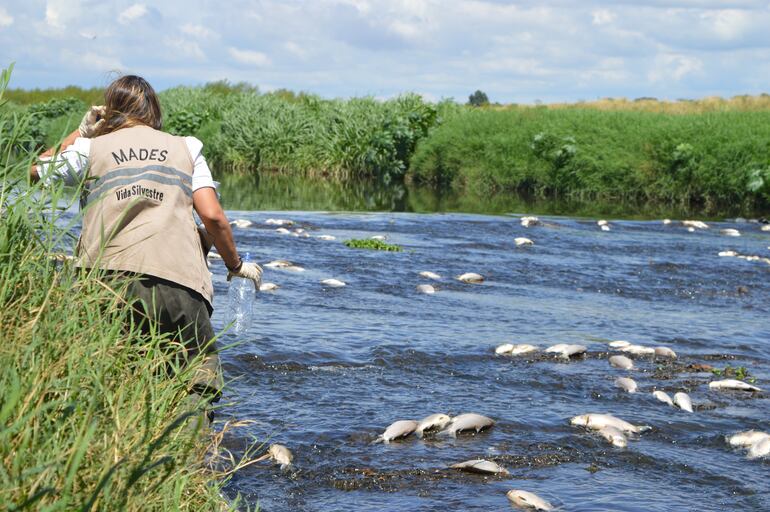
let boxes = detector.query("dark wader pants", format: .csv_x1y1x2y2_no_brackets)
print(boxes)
128,275,223,427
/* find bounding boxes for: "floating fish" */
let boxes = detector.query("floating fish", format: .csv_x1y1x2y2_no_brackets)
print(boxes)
230,219,253,228
457,272,484,283
615,377,638,393
654,347,677,358
321,278,346,288
609,355,634,370
514,237,534,246
441,413,495,437
259,283,279,292
416,284,436,294
673,392,694,412
451,459,509,475
373,420,418,444
709,379,761,392
652,390,674,407
506,490,553,511
419,271,441,280
415,413,451,438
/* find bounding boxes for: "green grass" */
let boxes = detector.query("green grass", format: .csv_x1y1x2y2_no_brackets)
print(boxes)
344,239,402,251
9,80,770,213
408,107,770,212
0,65,244,511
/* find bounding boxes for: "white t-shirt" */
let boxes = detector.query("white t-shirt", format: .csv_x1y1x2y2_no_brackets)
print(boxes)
37,136,217,191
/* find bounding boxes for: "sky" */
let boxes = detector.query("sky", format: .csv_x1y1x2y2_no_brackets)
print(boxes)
2,0,770,103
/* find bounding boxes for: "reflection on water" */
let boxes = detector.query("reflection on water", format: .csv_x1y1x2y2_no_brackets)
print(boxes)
215,171,765,219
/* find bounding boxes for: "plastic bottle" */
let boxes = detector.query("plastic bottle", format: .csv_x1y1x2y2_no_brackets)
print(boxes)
227,252,255,334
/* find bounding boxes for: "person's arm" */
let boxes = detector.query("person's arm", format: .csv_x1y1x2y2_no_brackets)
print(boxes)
29,129,80,183
193,187,240,269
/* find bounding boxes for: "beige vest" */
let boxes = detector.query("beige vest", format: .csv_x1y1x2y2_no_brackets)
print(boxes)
78,125,213,306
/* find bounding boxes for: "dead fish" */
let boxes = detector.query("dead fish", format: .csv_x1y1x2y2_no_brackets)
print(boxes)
265,260,292,268
598,425,628,448
762,225,770,232
654,347,677,358
284,266,305,272
662,219,672,225
600,225,611,232
457,272,484,283
514,237,534,246
253,443,294,470
265,218,294,226
547,344,586,359
718,250,738,257
451,459,509,475
321,278,346,288
652,390,674,407
506,489,553,511
373,420,418,444
683,220,709,229
728,431,770,447
259,282,279,292
316,234,336,241
615,377,638,393
416,284,436,294
230,219,253,228
495,343,514,355
511,344,538,356
415,413,451,438
371,235,386,241
597,219,609,227
609,355,634,370
419,271,441,280
748,437,770,459
276,227,291,235
441,413,495,437
621,345,655,356
520,216,540,228
721,228,740,237
570,413,649,434
673,392,694,412
609,340,631,349
709,379,762,392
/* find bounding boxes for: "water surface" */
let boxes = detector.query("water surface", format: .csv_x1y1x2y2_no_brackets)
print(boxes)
213,211,770,512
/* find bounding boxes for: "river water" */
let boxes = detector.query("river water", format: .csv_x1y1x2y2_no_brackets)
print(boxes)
212,209,770,511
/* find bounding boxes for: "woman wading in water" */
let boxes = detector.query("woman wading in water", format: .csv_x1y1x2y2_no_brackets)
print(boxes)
30,75,261,426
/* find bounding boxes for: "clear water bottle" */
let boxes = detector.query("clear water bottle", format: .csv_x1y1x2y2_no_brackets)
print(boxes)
227,252,255,334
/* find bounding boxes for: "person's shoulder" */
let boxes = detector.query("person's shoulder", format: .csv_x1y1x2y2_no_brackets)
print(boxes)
183,136,204,158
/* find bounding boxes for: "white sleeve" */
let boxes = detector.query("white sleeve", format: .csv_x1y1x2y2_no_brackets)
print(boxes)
185,136,217,192
37,137,91,186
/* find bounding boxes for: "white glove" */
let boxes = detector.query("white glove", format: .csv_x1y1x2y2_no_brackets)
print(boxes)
78,105,106,137
227,261,263,290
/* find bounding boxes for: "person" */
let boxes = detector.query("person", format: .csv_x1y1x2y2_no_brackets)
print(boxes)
30,75,261,427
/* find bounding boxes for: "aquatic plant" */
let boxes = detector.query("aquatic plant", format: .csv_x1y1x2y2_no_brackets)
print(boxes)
344,238,403,251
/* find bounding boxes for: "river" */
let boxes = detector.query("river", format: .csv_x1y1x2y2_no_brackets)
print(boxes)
210,185,770,511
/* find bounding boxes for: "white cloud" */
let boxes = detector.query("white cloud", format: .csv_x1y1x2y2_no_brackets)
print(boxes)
165,37,206,60
228,47,271,66
62,51,124,71
119,4,148,25
283,41,309,59
44,0,81,29
181,23,217,40
0,7,13,28
592,9,616,26
649,53,703,82
701,9,751,40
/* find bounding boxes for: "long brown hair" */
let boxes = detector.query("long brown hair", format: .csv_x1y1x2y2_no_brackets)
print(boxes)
95,75,162,136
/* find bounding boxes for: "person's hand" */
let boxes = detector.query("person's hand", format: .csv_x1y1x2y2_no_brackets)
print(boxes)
78,105,106,138
227,261,263,290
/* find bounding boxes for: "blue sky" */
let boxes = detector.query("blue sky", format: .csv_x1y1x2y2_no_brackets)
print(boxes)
2,0,770,103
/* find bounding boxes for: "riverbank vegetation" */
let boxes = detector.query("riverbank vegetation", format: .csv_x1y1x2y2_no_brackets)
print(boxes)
1,65,236,511
7,80,770,213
